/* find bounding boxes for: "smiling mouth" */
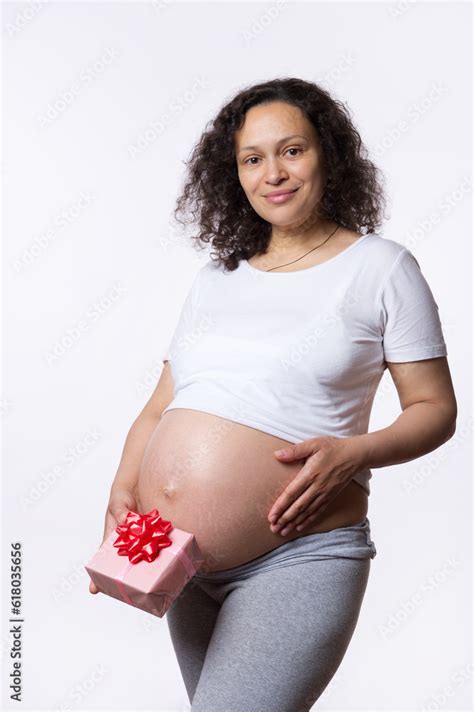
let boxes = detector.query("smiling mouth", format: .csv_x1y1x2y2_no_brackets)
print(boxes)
263,187,300,203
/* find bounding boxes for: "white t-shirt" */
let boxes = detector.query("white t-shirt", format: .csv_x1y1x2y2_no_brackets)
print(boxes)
162,233,447,495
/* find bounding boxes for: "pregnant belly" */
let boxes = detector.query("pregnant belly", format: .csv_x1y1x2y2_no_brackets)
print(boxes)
137,408,368,572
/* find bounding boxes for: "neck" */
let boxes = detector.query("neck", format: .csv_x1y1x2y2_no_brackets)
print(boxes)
267,217,339,256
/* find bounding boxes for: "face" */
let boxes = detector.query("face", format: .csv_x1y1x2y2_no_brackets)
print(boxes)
234,101,327,229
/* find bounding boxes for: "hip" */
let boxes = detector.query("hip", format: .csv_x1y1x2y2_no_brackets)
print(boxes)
194,516,377,582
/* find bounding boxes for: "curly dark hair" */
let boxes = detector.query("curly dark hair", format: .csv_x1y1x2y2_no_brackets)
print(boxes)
173,77,388,272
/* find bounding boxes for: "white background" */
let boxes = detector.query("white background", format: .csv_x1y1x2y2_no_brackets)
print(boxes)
1,1,472,710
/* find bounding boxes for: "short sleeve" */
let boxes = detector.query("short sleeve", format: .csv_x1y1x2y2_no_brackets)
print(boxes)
162,267,203,364
379,249,447,363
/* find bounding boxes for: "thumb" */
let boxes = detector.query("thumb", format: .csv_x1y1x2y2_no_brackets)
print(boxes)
274,438,320,461
102,498,136,545
89,493,138,596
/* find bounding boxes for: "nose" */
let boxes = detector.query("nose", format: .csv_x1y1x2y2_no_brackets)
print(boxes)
264,157,289,184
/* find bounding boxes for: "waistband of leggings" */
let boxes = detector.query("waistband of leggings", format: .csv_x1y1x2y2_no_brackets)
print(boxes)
194,516,377,581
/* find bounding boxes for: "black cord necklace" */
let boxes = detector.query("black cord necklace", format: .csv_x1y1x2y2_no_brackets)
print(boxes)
265,224,340,272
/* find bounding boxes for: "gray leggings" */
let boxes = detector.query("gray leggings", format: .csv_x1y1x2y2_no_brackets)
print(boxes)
166,517,377,711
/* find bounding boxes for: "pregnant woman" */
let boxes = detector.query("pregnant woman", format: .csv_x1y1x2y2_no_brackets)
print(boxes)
89,78,457,711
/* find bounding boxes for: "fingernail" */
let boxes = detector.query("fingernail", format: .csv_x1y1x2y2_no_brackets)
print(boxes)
274,449,287,456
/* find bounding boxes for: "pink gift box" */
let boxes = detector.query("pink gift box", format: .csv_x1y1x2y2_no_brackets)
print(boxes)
84,510,205,618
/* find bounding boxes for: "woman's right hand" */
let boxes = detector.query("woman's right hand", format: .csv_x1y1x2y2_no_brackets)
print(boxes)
88,487,141,595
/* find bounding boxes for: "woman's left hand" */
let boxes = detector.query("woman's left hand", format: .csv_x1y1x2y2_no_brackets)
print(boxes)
267,435,368,535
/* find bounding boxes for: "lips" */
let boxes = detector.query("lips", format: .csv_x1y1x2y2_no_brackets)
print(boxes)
264,187,300,204
264,188,298,197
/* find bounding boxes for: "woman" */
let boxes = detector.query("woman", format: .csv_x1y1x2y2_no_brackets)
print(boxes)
89,78,457,710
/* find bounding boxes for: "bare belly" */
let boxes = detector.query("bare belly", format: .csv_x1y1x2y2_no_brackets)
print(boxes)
137,408,368,572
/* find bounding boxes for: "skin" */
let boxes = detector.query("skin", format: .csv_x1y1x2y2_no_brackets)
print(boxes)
89,101,457,592
235,100,338,263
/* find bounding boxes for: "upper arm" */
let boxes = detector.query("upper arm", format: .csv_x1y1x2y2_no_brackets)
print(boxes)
379,247,456,426
141,264,205,420
139,361,175,419
380,249,447,364
386,356,457,426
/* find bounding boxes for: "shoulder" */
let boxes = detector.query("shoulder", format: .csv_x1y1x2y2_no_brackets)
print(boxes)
362,233,409,260
196,256,242,281
200,258,221,273
195,258,222,281
360,233,414,273
191,258,225,297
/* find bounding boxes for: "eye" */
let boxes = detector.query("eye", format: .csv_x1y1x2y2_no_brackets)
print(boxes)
285,147,302,157
243,147,302,165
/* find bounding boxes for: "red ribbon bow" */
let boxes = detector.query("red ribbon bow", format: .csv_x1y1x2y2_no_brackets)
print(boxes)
113,509,174,564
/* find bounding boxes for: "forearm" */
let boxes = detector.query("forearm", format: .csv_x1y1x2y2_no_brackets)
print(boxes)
355,402,457,470
110,411,162,493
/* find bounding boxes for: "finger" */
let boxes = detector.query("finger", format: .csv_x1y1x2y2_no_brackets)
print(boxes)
293,500,330,528
292,496,327,525
273,498,326,536
273,438,322,462
101,510,118,546
271,486,324,527
277,503,325,536
295,506,329,531
90,496,137,597
102,499,135,545
268,461,321,522
268,482,308,523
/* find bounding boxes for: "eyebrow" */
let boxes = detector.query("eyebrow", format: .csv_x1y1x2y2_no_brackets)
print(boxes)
237,134,308,154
